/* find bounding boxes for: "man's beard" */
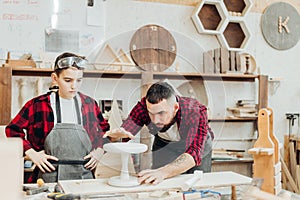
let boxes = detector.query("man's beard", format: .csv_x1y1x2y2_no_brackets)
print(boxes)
157,117,176,132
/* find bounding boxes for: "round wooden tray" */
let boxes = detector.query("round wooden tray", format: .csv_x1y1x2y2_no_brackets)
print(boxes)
130,24,177,72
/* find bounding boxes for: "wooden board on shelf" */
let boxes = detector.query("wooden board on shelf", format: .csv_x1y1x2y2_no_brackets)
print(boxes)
204,48,242,74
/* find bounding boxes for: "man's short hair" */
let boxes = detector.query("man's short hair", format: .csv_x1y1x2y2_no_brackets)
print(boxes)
146,82,175,104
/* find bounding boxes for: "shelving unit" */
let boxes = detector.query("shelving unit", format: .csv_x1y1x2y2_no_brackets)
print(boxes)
0,66,268,177
0,66,268,122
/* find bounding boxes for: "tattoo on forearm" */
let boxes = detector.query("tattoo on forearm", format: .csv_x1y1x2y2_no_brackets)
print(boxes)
172,154,188,167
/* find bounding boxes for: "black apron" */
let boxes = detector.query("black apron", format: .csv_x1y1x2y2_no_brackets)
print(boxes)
152,123,212,174
39,92,93,182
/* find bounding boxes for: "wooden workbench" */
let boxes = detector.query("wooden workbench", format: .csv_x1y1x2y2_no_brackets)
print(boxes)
23,171,252,199
59,171,251,194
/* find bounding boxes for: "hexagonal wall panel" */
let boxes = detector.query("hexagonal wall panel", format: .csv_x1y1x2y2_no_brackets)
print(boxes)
217,20,251,51
192,0,227,34
224,0,252,17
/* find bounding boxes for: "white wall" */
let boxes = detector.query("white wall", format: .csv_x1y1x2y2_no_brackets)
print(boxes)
10,0,300,147
103,0,300,144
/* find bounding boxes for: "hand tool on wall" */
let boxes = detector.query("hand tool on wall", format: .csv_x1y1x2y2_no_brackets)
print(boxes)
286,113,299,136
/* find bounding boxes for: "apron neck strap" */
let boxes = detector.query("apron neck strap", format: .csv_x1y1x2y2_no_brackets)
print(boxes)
55,92,81,124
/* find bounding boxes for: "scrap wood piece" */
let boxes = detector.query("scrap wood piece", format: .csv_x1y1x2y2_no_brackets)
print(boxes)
243,186,286,200
220,47,229,73
267,107,280,164
284,135,290,173
4,52,36,68
280,156,299,193
214,48,220,73
289,142,297,183
93,43,126,70
203,51,215,74
117,48,135,65
248,147,274,155
296,165,300,192
229,51,236,71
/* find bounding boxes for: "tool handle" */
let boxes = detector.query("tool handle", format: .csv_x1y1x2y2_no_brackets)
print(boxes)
26,185,49,195
54,193,81,200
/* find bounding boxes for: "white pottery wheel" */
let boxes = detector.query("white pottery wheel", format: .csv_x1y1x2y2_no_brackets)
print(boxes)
103,142,147,187
103,142,147,154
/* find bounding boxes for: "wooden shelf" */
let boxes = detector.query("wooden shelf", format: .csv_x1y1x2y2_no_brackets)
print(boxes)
212,158,253,163
11,67,258,81
1,66,267,126
209,117,257,122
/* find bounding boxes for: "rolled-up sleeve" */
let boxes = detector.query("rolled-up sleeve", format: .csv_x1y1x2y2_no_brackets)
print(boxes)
184,104,211,166
122,99,150,135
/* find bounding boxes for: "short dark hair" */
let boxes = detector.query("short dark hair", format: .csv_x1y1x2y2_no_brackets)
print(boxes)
146,82,175,104
54,52,85,75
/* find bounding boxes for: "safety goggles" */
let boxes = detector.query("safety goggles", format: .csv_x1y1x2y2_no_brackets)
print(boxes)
56,56,87,70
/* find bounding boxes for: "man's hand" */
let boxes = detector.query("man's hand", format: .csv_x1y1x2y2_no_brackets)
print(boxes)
103,128,134,141
25,148,58,173
137,168,169,185
137,153,196,185
84,148,104,170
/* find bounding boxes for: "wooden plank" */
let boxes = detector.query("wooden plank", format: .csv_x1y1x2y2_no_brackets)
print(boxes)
244,186,286,200
258,75,268,109
58,171,252,195
296,165,300,191
280,156,299,193
140,71,153,170
139,127,152,171
284,135,291,173
141,71,153,97
230,51,236,71
203,51,214,74
220,47,230,73
268,107,280,163
289,142,297,183
235,52,241,72
214,48,220,73
0,67,12,125
251,108,276,194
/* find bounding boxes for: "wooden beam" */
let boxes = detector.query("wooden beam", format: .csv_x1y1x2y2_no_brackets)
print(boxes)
252,0,300,14
258,75,268,109
0,67,12,125
135,0,199,7
136,0,300,15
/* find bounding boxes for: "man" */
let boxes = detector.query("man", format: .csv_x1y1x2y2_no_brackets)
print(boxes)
104,81,213,184
6,52,109,183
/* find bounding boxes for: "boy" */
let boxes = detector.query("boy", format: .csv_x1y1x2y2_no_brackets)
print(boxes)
6,52,109,183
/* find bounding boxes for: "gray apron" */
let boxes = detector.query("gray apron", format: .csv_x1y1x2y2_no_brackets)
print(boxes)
152,122,212,173
39,92,93,183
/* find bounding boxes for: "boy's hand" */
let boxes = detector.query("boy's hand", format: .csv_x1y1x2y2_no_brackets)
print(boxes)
84,148,104,170
103,128,134,141
25,149,58,173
